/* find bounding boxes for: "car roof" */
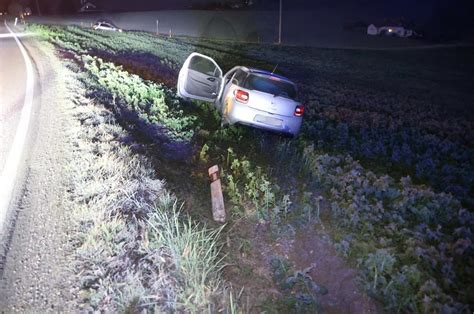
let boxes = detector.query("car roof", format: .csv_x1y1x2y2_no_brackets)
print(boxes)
244,67,294,83
95,20,116,26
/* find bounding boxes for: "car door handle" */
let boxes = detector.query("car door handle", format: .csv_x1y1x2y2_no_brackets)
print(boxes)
207,77,216,82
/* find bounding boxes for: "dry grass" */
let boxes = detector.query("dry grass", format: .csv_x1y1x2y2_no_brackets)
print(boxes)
62,64,232,312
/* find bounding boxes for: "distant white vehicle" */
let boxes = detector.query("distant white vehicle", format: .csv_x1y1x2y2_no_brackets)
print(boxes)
379,26,413,37
367,24,414,38
92,21,122,32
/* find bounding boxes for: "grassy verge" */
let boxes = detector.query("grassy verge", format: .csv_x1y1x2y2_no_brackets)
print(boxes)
63,61,234,312
33,24,473,312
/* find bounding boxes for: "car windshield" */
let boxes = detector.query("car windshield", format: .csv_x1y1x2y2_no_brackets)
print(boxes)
243,74,297,99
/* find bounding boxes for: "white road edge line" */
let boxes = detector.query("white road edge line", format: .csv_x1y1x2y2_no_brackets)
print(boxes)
0,21,35,235
0,33,34,39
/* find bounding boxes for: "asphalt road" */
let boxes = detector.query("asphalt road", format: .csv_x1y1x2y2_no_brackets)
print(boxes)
0,22,27,173
0,19,37,244
0,21,77,311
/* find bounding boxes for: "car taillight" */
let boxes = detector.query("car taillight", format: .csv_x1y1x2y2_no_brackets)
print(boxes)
294,105,305,117
235,89,249,103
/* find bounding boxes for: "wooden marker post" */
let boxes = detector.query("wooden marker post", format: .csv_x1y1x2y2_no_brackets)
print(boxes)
208,165,226,223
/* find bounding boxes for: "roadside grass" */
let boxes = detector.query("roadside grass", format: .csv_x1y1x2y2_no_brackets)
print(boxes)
63,65,234,312
33,24,474,312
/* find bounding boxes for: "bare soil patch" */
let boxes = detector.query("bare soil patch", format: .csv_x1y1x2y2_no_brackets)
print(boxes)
223,217,380,313
288,226,379,314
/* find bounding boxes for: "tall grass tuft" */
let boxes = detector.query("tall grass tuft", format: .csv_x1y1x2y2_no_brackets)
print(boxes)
147,201,225,311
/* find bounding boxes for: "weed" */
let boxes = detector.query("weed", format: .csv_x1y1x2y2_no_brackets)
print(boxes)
270,256,326,313
223,147,280,220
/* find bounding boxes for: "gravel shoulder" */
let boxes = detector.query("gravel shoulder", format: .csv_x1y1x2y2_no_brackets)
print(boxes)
0,38,77,311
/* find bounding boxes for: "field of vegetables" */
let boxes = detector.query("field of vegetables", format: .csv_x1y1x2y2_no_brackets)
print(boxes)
29,24,473,312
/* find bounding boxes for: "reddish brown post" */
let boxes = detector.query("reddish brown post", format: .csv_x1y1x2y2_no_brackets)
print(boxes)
208,165,226,223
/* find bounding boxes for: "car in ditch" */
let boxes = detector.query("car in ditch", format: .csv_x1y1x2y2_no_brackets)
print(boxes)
92,20,122,32
177,53,304,137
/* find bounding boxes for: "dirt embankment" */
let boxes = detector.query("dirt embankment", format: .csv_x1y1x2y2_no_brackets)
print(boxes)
0,39,78,311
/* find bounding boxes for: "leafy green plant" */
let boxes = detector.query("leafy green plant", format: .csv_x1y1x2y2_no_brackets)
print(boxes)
199,143,210,162
300,144,473,311
223,147,280,220
360,249,396,293
82,55,197,141
270,256,326,312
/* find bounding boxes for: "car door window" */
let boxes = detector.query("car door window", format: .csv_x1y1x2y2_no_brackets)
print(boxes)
189,56,219,77
184,55,222,99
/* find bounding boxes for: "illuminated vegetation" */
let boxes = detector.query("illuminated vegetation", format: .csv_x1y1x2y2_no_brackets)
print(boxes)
30,24,473,312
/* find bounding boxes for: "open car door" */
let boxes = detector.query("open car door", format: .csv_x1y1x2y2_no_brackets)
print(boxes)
177,53,223,103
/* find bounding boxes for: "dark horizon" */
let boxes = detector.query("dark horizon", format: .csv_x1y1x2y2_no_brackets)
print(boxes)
1,0,473,39
1,0,472,13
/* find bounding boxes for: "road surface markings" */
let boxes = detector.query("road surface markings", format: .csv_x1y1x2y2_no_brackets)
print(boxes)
0,21,35,235
0,33,33,39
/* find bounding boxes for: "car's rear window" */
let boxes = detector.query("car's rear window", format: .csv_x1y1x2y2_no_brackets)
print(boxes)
243,74,297,99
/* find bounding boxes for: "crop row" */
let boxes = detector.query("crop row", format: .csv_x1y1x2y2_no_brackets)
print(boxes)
299,145,473,311
31,24,474,311
193,39,474,207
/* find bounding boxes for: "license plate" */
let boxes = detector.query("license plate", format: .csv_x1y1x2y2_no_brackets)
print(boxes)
254,115,283,127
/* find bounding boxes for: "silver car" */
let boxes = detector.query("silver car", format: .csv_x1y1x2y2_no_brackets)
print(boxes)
92,21,122,32
177,53,304,136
